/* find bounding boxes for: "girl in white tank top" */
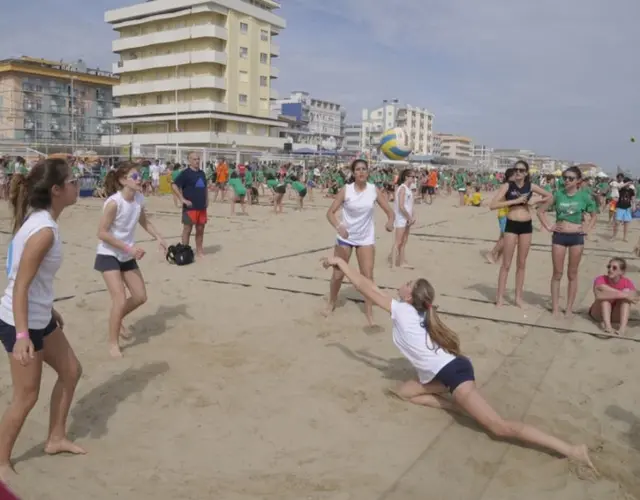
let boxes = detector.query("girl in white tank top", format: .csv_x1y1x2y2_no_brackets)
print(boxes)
96,163,167,358
389,169,416,269
325,159,395,326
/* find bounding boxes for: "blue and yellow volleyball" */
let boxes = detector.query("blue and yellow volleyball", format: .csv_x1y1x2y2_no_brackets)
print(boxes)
380,128,412,160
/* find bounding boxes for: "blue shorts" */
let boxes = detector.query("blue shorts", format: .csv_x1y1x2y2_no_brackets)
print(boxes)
434,356,475,393
616,207,632,222
0,316,58,353
552,232,584,247
498,216,507,233
336,238,359,249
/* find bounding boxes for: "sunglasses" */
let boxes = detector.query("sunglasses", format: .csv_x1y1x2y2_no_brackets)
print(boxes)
562,175,577,181
130,172,141,181
607,264,620,271
515,168,527,173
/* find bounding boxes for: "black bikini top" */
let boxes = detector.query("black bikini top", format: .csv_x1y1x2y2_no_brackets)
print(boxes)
505,181,532,204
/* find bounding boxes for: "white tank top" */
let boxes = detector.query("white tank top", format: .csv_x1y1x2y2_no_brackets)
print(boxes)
337,182,377,246
0,210,61,328
394,184,414,222
96,191,144,262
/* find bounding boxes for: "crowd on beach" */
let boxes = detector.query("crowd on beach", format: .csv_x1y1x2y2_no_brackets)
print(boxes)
2,150,640,488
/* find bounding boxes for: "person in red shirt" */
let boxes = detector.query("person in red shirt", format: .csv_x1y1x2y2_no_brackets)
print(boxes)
588,257,639,335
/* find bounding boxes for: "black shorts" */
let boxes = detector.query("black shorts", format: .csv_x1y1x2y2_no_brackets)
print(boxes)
274,184,286,194
0,316,57,353
94,254,139,273
298,188,307,198
552,232,584,247
504,219,533,235
420,185,428,194
427,186,435,195
434,356,475,393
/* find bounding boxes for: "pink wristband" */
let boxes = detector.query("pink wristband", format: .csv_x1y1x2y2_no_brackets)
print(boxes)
16,331,29,340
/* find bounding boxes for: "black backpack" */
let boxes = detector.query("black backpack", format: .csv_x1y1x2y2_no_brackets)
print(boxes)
166,243,195,266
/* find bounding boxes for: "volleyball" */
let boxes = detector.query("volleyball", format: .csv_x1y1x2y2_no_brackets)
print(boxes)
380,128,412,160
631,137,636,143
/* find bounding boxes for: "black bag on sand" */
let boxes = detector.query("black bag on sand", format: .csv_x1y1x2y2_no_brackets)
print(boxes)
166,243,195,266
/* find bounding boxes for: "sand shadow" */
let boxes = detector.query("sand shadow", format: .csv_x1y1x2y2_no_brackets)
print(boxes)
605,405,640,453
327,343,415,382
125,304,192,350
13,362,170,465
202,244,221,255
466,282,549,309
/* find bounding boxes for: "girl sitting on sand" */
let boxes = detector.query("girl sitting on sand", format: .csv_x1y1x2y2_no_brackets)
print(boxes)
588,257,638,335
320,255,596,472
95,163,167,358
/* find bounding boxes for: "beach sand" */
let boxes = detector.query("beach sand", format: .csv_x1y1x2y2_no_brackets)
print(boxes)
0,191,638,500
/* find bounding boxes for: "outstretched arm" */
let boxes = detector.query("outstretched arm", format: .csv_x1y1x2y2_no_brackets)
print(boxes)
322,256,392,313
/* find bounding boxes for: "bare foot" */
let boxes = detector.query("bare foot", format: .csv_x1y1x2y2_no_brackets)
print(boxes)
514,298,526,309
617,327,627,336
623,238,629,243
564,310,574,320
495,300,504,308
109,344,123,358
197,252,205,259
568,444,598,475
552,309,562,319
0,464,15,482
600,322,615,334
321,301,336,318
483,250,496,264
400,263,414,270
44,438,87,456
119,323,132,340
365,314,376,328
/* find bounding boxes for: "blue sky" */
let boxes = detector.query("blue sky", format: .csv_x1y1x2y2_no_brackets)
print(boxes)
2,0,639,170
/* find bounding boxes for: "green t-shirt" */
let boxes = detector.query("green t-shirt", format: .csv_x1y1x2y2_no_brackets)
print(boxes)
229,178,246,196
554,189,597,224
171,169,182,182
455,173,466,189
141,166,150,181
256,171,265,183
291,181,305,193
244,171,253,186
266,179,278,189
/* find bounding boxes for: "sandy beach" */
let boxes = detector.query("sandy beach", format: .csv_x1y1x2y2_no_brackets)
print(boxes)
0,192,638,500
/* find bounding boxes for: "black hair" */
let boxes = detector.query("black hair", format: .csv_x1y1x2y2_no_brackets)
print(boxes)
350,159,368,173
397,169,413,185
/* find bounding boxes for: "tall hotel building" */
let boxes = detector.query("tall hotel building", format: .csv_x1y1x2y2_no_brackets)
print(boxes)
103,0,287,154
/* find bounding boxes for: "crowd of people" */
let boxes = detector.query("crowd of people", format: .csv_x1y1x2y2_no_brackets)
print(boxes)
1,150,639,485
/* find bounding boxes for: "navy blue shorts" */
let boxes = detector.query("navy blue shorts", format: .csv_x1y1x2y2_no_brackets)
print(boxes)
434,356,475,393
552,232,584,247
0,316,58,353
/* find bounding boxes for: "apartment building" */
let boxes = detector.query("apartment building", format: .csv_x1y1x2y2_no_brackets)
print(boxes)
271,90,343,150
0,57,118,148
473,144,493,161
343,124,362,153
361,100,434,156
435,133,473,161
103,0,287,152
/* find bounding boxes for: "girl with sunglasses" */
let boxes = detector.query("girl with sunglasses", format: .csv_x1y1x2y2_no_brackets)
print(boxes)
537,166,597,318
588,258,638,335
95,163,167,358
325,159,395,326
0,159,85,480
489,161,551,307
389,169,416,269
320,256,596,472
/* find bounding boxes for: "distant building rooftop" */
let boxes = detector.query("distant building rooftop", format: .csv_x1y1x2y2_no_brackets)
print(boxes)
0,56,119,86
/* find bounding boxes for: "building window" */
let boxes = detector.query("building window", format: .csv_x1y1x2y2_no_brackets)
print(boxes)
157,95,163,105
239,94,248,105
238,123,248,134
260,75,268,87
260,98,268,110
260,29,268,41
260,53,268,64
240,47,248,59
240,22,249,33
239,70,249,83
